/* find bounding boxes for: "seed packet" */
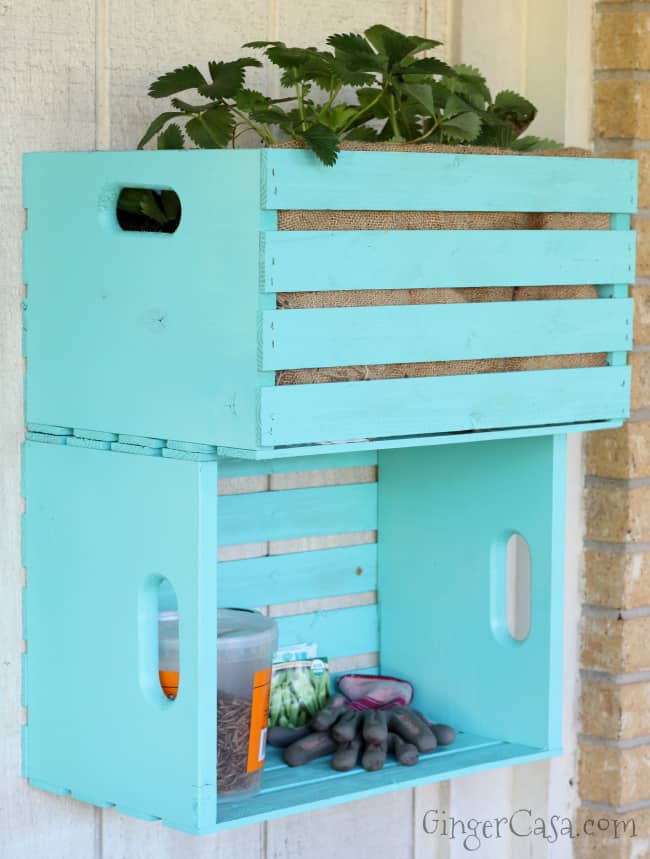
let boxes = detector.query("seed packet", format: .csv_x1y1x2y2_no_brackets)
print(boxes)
269,647,330,728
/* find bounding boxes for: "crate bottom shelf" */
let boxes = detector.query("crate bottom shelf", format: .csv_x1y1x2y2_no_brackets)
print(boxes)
215,731,555,831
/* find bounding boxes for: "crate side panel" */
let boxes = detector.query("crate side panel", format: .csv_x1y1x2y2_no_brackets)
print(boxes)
377,435,565,750
262,299,633,370
260,366,630,446
23,150,262,449
262,230,636,292
262,150,637,213
22,442,218,831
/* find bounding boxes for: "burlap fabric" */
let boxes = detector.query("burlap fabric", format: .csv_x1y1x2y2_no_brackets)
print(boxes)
274,142,608,385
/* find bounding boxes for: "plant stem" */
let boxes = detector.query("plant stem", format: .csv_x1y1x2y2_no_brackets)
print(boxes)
339,87,385,134
296,83,306,129
406,117,444,144
231,107,275,144
388,94,401,139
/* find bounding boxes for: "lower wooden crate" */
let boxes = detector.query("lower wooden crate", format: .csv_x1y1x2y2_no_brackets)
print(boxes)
21,433,566,833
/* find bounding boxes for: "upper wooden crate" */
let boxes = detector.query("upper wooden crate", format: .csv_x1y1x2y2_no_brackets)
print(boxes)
22,149,637,458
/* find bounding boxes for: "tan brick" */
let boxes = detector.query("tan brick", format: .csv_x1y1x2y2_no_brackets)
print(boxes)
595,11,650,70
585,483,650,542
584,549,650,608
594,80,650,139
631,350,650,410
575,805,650,859
582,614,650,673
632,286,650,345
582,679,650,739
579,742,650,806
634,217,650,280
586,422,650,479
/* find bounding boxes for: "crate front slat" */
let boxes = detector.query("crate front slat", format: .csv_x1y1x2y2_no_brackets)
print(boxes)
218,483,377,545
262,150,637,213
261,299,633,371
260,366,630,446
261,230,636,292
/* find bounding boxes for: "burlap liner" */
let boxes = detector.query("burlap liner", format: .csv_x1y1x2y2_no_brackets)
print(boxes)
273,143,609,384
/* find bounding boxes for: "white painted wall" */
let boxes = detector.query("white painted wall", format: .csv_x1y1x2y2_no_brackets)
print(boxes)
0,1,592,857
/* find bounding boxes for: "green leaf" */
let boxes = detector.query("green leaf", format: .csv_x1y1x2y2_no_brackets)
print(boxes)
185,105,233,148
138,192,168,225
365,25,441,65
343,126,380,142
403,83,436,116
160,190,181,221
137,111,185,149
302,122,340,166
399,56,452,77
170,97,214,112
116,188,148,215
442,111,481,141
157,123,185,149
327,32,375,55
492,89,537,132
510,135,562,152
149,65,207,98
447,64,491,102
199,57,262,99
444,93,474,116
243,40,284,49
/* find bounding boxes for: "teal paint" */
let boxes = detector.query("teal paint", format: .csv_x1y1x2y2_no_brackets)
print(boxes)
260,367,630,447
23,149,635,454
21,148,636,832
262,230,635,292
262,299,633,370
262,149,637,212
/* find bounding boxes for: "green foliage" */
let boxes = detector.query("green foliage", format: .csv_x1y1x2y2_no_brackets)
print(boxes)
138,23,559,167
131,24,561,227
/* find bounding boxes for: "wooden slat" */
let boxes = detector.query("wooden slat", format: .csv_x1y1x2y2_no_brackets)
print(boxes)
262,299,633,370
218,543,377,608
259,366,631,446
218,451,377,478
274,603,378,657
261,230,636,293
218,483,377,546
216,739,551,828
262,150,638,213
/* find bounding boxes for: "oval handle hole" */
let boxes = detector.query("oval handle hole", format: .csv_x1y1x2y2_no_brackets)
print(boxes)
116,188,181,233
505,533,531,642
138,574,179,706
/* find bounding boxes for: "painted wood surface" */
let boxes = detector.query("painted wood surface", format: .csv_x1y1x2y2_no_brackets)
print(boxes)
261,230,636,293
23,150,265,450
263,150,637,213
260,367,630,446
22,443,219,832
3,1,598,857
262,299,633,370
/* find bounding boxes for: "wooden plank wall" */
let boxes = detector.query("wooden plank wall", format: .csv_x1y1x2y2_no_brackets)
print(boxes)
0,1,591,856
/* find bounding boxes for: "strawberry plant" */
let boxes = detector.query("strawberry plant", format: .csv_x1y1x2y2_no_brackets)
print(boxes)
127,24,560,229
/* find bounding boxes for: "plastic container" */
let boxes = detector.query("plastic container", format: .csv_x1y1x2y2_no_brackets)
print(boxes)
158,608,278,801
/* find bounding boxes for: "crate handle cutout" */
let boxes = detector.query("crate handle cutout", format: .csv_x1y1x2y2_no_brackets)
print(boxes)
138,574,177,707
100,186,182,233
490,532,532,646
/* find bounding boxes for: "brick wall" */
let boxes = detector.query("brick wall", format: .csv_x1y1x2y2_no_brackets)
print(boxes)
579,2,650,855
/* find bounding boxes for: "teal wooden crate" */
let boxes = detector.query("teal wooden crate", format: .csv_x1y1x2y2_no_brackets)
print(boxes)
22,433,566,833
22,149,636,457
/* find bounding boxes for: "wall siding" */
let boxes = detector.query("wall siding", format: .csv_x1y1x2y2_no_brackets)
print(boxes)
0,1,589,857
